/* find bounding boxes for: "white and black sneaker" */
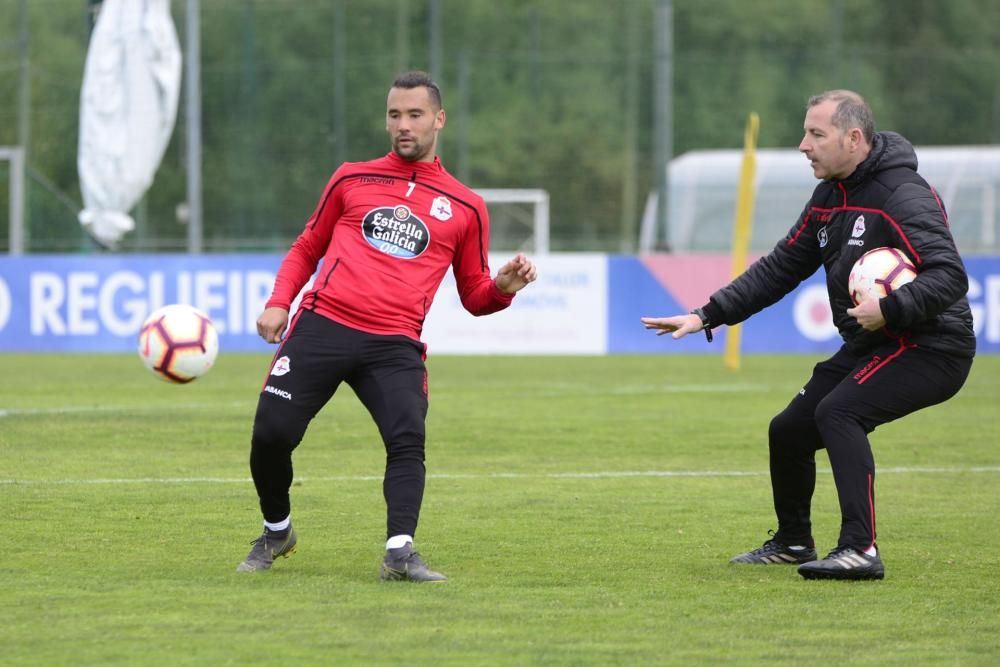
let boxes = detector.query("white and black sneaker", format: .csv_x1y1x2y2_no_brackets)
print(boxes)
730,534,817,565
798,545,885,581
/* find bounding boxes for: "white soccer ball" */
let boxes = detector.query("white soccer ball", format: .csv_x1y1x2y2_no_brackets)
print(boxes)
138,304,219,383
847,246,917,306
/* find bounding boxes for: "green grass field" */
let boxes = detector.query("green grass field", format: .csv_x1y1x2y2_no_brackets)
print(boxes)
3,353,998,665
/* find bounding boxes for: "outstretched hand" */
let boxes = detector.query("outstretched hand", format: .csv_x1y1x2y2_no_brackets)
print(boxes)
640,313,703,340
495,253,538,294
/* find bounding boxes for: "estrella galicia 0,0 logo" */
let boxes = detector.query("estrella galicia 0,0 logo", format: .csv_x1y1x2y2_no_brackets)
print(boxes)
362,205,430,259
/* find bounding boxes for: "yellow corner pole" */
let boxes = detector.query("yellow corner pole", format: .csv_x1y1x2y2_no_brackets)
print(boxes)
724,112,760,371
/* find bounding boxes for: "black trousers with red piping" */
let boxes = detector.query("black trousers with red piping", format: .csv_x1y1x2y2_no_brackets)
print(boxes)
768,341,972,553
249,309,429,540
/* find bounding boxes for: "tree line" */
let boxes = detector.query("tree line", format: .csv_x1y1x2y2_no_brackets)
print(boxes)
1,0,998,252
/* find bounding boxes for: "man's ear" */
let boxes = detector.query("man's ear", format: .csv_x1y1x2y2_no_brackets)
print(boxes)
849,127,865,150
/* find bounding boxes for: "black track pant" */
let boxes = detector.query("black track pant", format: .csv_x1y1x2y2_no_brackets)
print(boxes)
769,340,972,552
249,309,429,539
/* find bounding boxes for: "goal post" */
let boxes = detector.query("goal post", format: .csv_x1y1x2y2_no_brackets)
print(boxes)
474,188,550,254
0,146,26,255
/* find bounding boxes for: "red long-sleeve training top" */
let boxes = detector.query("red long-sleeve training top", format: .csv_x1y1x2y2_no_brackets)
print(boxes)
266,151,513,341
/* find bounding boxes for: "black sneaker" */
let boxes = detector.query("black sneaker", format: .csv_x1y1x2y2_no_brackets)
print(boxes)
380,543,448,582
798,545,884,581
730,533,817,564
236,526,297,572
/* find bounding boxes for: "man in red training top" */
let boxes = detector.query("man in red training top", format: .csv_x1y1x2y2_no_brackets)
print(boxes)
237,71,537,581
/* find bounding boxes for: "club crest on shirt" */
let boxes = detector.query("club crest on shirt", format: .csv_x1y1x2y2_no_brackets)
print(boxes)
362,205,431,259
271,355,291,376
818,226,829,248
430,196,453,221
852,215,866,238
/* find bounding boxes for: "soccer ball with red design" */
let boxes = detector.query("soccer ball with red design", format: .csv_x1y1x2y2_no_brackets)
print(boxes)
138,304,219,383
847,246,917,306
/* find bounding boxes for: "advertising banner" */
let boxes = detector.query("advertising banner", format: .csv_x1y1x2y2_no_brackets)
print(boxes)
0,255,280,352
608,255,1000,354
0,253,607,355
0,254,997,354
422,254,606,354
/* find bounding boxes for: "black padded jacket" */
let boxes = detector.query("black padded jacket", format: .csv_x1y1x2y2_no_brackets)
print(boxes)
700,131,976,358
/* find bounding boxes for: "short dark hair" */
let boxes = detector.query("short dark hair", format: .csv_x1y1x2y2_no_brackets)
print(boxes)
391,71,442,110
808,90,875,143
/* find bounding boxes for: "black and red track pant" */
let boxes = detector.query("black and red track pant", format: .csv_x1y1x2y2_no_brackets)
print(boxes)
769,340,972,552
249,309,429,540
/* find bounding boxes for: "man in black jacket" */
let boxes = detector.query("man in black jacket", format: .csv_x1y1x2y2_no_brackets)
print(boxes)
641,90,975,580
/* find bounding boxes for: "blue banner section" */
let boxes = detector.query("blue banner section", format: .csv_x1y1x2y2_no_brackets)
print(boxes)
1,254,998,353
607,256,712,353
607,255,1000,354
0,254,281,352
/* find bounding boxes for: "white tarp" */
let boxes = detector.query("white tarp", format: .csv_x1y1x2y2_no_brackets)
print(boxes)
78,0,181,248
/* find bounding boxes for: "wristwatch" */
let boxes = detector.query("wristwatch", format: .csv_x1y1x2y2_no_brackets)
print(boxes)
690,308,714,343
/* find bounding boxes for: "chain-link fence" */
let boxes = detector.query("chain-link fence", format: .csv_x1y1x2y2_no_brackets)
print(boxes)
2,0,999,254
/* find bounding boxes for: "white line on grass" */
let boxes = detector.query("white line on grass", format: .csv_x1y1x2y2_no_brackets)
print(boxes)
0,384,774,418
0,402,252,417
529,382,779,397
2,466,998,486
